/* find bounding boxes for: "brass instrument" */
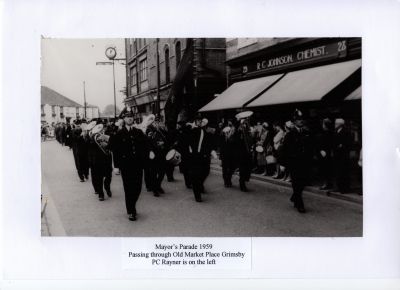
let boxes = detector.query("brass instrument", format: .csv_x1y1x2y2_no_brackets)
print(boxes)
92,124,110,155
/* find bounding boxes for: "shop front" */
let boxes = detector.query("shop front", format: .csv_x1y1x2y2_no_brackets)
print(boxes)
200,37,362,193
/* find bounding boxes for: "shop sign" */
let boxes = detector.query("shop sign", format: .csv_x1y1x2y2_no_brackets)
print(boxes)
242,40,347,74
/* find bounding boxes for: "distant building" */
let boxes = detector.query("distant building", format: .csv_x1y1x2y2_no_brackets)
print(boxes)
124,38,226,128
41,86,99,124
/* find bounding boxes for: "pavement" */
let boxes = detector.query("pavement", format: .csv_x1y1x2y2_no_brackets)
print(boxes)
41,140,362,237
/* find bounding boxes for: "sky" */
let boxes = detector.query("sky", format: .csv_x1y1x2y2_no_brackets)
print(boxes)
41,38,126,112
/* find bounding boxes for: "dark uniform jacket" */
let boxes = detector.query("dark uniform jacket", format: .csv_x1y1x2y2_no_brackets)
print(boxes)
111,126,148,169
281,127,313,177
146,124,168,161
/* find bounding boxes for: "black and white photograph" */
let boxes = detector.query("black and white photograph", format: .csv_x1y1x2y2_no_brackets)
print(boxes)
3,0,400,288
41,37,363,237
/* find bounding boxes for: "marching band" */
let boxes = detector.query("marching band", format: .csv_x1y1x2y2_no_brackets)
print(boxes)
54,107,320,221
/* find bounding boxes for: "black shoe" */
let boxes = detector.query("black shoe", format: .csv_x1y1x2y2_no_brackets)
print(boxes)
84,175,89,180
195,197,202,202
240,183,248,192
106,191,112,197
153,191,160,197
157,187,165,194
99,197,105,201
297,207,306,213
80,178,85,182
128,214,137,221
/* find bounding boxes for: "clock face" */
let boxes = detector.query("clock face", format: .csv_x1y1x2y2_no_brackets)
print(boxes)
105,47,117,60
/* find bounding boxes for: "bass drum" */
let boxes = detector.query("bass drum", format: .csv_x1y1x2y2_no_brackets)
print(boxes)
165,149,181,166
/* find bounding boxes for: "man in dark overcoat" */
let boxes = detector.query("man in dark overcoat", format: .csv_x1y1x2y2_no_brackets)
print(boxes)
333,118,352,194
111,109,148,221
281,110,313,213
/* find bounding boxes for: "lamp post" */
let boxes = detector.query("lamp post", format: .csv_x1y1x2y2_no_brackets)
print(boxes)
96,46,125,119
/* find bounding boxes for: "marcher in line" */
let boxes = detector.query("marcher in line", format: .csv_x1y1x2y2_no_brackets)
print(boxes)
235,112,253,192
71,119,89,182
281,109,312,213
219,120,236,187
187,114,216,202
111,109,148,221
88,123,113,201
146,114,168,196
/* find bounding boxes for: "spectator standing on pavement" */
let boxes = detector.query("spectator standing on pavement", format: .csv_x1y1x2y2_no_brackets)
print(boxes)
272,122,286,179
333,118,352,194
316,118,334,190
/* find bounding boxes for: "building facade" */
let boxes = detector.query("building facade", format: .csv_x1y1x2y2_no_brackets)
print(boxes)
41,86,99,124
124,38,226,127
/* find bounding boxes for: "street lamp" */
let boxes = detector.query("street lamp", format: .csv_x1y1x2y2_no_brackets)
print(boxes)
96,46,125,119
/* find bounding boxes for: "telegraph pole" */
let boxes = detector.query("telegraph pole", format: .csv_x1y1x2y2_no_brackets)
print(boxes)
83,81,87,119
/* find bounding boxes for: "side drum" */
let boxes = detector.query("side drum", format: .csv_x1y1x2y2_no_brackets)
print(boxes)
165,149,182,166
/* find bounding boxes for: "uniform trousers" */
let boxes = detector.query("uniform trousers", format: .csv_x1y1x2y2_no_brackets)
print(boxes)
73,147,89,180
221,159,236,185
179,157,192,188
189,155,210,201
120,166,143,215
147,158,166,191
91,165,112,198
288,163,308,209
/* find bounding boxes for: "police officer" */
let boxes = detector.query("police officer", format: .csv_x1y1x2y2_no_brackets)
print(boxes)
111,109,148,221
281,109,312,213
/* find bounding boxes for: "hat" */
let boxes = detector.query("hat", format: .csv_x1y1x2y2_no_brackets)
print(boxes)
235,111,253,120
293,109,304,120
335,118,345,125
92,124,104,134
285,120,294,129
194,113,203,120
201,118,209,127
122,107,134,118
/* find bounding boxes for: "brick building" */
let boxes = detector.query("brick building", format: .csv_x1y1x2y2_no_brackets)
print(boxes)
124,38,226,129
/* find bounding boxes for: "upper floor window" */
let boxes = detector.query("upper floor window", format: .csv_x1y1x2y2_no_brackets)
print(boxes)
175,41,181,68
130,66,137,86
139,59,147,82
165,47,170,83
